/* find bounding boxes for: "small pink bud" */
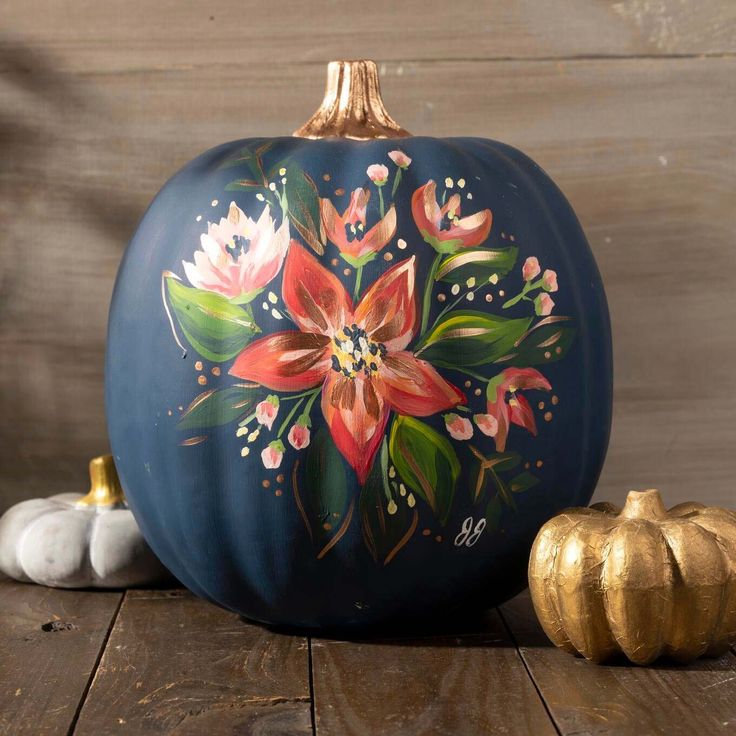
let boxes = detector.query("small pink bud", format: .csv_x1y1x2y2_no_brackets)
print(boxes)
444,413,473,441
366,164,389,185
535,293,555,316
288,423,311,450
261,440,285,469
255,395,279,430
542,269,558,292
388,150,412,168
474,413,499,438
522,256,541,281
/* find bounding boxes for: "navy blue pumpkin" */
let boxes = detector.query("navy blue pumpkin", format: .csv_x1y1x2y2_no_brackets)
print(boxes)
106,61,612,629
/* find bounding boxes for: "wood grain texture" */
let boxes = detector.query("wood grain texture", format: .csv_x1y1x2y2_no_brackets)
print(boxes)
310,610,556,735
73,589,312,735
2,0,736,71
0,1,735,513
0,576,122,736
501,590,736,735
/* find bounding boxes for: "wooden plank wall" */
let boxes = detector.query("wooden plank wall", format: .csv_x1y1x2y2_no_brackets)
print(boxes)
1,1,734,511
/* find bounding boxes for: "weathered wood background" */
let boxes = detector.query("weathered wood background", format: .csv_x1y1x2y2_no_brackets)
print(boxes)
1,1,734,512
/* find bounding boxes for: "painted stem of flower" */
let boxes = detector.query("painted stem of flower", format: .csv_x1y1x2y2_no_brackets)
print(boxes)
391,168,402,197
353,265,364,301
377,186,385,219
502,281,532,309
238,410,258,427
431,281,487,329
277,397,305,438
420,252,443,335
454,366,491,383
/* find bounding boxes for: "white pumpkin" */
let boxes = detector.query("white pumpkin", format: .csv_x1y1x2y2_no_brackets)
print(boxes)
0,455,169,588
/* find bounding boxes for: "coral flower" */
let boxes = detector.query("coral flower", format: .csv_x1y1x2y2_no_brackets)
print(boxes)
411,180,492,253
320,188,396,266
486,368,551,452
183,203,290,302
367,164,389,184
388,150,412,168
229,244,465,482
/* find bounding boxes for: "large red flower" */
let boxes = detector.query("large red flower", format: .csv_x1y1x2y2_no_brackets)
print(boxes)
230,244,465,482
320,187,397,265
485,368,551,452
411,180,492,253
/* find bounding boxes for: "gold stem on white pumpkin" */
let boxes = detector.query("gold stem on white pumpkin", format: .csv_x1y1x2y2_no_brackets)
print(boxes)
76,455,126,507
293,60,411,140
619,488,667,520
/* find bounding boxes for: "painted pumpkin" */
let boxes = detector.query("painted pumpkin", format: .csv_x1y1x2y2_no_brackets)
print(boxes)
529,489,736,664
106,60,612,629
0,456,169,589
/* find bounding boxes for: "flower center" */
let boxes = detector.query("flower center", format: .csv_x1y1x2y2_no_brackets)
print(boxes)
229,234,251,258
331,324,386,379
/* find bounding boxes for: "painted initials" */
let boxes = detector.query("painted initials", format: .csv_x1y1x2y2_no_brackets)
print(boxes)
454,516,486,547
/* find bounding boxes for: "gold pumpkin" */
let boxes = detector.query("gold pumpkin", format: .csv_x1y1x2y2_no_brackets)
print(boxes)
528,489,736,664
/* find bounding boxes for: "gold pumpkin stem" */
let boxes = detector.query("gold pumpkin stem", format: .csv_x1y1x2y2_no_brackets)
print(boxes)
620,488,667,520
76,455,126,507
293,60,411,140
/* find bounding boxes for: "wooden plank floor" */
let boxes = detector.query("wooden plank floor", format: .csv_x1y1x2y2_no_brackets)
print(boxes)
2,578,736,735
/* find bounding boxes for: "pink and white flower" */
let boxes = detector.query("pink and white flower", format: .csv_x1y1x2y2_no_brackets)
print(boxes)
474,413,499,438
388,150,412,169
183,202,290,301
542,269,558,292
261,440,285,469
288,420,311,450
255,395,279,430
522,257,541,282
444,413,473,440
366,164,389,185
535,293,555,316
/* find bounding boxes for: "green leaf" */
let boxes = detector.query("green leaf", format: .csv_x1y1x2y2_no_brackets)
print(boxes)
177,385,260,431
165,277,259,362
360,441,418,565
435,247,518,285
493,316,576,367
224,179,262,191
388,416,460,526
295,428,354,559
468,449,521,504
509,471,541,494
284,169,324,255
485,494,503,529
415,311,531,369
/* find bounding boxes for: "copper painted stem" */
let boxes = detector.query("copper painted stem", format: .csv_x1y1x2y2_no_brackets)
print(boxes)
293,60,411,140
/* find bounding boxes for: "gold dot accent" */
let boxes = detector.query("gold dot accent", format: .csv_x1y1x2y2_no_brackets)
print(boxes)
524,462,530,469
551,395,559,405
331,258,339,266
485,294,493,302
474,388,482,396
555,346,562,355
323,173,331,181
544,351,552,359
435,535,443,543
538,401,545,410
178,406,183,411
437,293,446,302
197,375,207,385
194,361,203,371
501,232,506,239
384,252,393,261
334,188,345,196
276,473,285,483
464,380,472,388
211,366,221,376
499,290,505,297
422,528,432,536
262,480,271,488
167,409,172,416
323,522,332,531
343,268,351,276
509,235,515,242
544,412,553,422
536,460,544,468
332,512,340,518
275,489,283,497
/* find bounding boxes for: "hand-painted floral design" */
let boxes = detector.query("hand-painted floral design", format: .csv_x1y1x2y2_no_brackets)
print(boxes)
162,142,577,564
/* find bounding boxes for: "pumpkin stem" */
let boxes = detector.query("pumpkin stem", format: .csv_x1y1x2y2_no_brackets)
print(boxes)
293,60,411,140
620,489,667,520
76,455,126,508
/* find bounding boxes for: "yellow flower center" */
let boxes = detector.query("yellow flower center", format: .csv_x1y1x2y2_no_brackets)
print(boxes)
331,325,386,379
